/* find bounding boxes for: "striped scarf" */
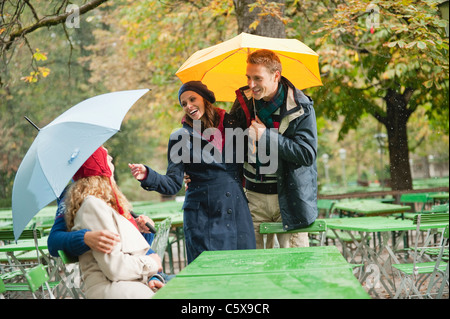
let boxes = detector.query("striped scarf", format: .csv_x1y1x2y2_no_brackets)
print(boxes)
252,83,284,181
254,83,285,128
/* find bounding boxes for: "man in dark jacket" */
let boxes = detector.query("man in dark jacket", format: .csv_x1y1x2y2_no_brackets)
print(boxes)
230,49,318,249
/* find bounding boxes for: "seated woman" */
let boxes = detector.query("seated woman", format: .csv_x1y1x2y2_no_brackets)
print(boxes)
64,146,162,299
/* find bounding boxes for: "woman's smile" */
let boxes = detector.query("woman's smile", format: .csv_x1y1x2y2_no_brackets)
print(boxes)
180,91,205,120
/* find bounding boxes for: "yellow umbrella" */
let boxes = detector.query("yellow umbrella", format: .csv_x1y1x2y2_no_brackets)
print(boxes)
176,32,322,102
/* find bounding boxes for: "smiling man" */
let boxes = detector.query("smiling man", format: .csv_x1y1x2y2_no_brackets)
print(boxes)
230,49,319,249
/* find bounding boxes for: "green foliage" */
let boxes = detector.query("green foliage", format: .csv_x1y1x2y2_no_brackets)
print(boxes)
308,0,448,132
0,4,107,200
1,0,448,200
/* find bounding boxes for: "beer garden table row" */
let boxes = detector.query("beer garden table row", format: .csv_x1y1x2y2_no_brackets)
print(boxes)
153,245,370,299
322,199,448,297
323,216,448,298
330,199,411,218
428,192,449,204
2,198,447,299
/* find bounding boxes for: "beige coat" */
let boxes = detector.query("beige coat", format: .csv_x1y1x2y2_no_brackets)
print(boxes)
72,196,159,299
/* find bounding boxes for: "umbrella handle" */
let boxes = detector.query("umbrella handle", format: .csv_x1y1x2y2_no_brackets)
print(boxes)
130,211,157,234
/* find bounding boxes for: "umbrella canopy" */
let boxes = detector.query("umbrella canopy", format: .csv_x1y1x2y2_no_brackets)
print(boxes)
12,89,149,240
175,32,322,102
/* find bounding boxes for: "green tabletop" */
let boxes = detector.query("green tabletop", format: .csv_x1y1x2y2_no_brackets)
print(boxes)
153,268,370,299
0,237,49,253
428,192,449,200
332,200,411,216
0,221,13,230
154,246,369,299
324,217,448,232
0,209,12,222
133,201,183,216
177,246,350,277
133,202,184,227
0,206,57,225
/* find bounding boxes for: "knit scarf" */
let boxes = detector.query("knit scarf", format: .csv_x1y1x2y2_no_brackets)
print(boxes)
252,84,284,181
254,83,285,128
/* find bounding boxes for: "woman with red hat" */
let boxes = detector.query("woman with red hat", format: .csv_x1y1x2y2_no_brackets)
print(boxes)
65,146,162,298
129,81,256,264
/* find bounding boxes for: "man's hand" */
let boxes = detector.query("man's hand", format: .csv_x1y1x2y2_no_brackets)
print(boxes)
128,163,148,181
84,230,120,254
249,115,266,142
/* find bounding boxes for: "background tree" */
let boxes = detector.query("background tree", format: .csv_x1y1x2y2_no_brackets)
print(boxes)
1,0,448,206
0,1,111,205
0,0,109,87
234,0,287,37
306,0,449,190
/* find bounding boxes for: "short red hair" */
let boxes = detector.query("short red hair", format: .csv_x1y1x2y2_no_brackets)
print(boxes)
247,49,282,75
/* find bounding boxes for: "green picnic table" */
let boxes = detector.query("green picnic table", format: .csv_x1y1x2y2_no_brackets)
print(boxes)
133,201,184,227
133,201,182,216
153,246,370,299
0,209,12,222
0,221,13,230
0,236,50,264
324,216,449,298
428,192,449,205
0,206,57,231
175,246,349,277
331,200,410,217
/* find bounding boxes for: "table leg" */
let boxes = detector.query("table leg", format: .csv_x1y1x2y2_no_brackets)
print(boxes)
333,229,407,298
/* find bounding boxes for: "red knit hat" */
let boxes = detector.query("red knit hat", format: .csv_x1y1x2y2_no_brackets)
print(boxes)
73,147,131,219
73,147,111,181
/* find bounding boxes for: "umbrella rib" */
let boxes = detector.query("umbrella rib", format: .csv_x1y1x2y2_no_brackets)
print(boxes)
276,52,322,84
200,48,248,82
200,49,321,86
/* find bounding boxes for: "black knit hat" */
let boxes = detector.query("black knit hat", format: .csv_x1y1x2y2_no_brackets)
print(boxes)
178,81,216,106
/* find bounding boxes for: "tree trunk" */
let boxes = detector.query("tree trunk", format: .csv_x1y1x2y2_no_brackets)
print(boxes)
233,0,286,38
382,88,414,191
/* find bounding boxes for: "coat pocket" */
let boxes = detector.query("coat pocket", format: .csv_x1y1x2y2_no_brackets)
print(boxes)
182,201,201,231
182,200,200,211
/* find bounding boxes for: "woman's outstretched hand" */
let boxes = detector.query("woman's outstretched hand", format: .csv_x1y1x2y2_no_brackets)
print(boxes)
128,163,147,181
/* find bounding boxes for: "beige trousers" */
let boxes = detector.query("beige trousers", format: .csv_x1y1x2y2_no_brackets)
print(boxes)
245,189,309,249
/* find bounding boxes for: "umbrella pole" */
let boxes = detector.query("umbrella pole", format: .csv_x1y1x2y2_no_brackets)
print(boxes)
24,116,41,131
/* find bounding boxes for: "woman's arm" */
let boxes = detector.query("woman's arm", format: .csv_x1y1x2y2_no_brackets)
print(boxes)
47,197,120,257
130,132,185,195
47,199,90,257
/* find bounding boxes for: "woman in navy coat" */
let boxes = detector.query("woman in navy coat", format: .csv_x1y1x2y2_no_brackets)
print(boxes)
129,81,256,263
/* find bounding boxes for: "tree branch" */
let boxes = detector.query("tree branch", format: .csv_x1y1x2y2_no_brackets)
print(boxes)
3,0,109,52
23,0,39,22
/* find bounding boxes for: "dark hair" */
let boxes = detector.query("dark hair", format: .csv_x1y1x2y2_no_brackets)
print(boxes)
178,81,216,106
